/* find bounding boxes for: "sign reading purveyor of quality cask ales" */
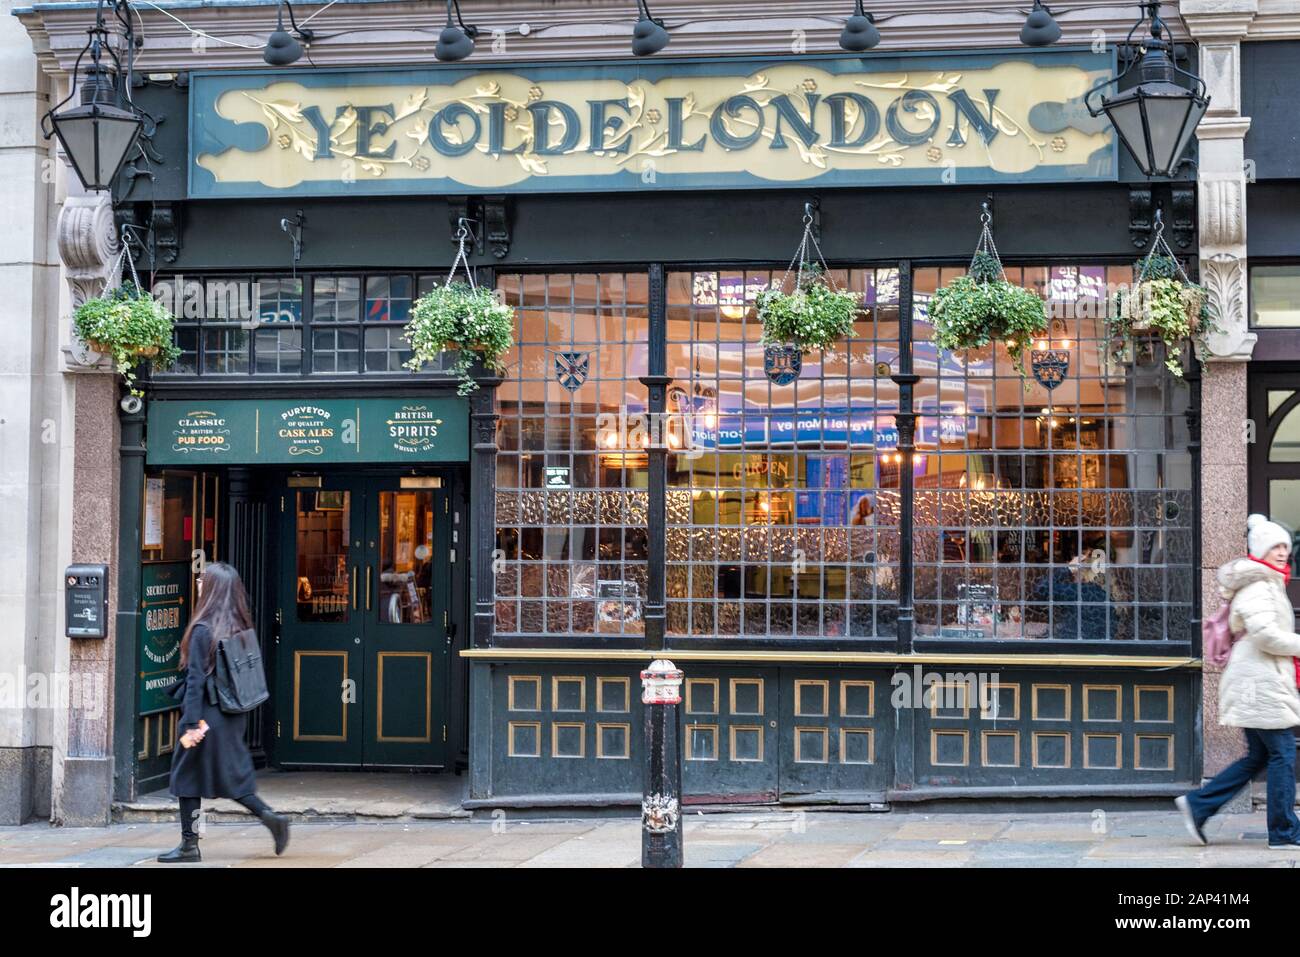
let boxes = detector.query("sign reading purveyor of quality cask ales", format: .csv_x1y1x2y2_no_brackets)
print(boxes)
145,396,468,465
189,49,1117,197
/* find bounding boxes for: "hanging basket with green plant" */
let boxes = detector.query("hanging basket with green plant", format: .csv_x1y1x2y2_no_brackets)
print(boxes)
755,208,861,385
928,206,1047,377
73,281,181,397
1107,217,1214,378
402,224,516,396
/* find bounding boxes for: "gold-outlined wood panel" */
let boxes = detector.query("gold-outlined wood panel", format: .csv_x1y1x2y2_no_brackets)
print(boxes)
595,722,631,759
979,682,1021,721
1031,683,1072,722
729,724,764,762
928,680,973,719
794,679,829,717
551,675,587,713
686,723,719,761
1134,685,1175,723
158,710,177,756
293,650,349,742
839,680,875,718
376,651,432,743
729,678,765,716
1134,733,1176,771
1083,732,1123,769
686,678,719,715
980,730,1020,768
597,676,631,713
840,728,875,765
507,720,541,757
1031,731,1072,768
930,729,970,767
507,675,542,712
794,726,830,764
1083,684,1123,722
550,721,586,758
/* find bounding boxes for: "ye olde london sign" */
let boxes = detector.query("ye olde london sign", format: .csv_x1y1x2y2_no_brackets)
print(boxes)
189,50,1116,198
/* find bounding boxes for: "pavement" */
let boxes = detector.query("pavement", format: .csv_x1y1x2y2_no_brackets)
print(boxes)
3,806,1298,868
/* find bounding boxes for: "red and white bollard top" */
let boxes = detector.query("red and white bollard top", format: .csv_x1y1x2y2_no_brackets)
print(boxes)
641,659,683,705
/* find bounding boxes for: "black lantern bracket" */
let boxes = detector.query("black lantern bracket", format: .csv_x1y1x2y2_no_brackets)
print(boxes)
1083,1,1210,180
40,0,150,192
280,210,305,274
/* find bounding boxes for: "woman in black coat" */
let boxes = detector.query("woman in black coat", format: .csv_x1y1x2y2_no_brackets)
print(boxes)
157,562,290,862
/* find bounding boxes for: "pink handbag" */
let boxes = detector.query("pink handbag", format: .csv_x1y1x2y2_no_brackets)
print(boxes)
1202,602,1239,668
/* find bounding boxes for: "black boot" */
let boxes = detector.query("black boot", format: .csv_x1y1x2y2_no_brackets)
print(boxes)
156,836,201,863
258,809,290,856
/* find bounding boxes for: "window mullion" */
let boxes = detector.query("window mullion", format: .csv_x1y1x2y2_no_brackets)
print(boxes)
891,259,917,655
641,263,668,650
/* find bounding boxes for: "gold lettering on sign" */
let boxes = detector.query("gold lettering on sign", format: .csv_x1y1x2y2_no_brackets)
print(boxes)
195,59,1113,192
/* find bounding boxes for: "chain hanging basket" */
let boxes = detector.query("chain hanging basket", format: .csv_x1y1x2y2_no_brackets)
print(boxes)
72,235,181,397
403,221,516,396
756,206,862,385
1108,213,1214,378
928,205,1047,378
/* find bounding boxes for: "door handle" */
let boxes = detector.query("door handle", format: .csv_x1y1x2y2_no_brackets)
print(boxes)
366,565,372,611
351,565,358,611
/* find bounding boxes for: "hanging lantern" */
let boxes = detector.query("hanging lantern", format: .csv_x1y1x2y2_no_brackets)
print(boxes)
41,8,144,192
1085,2,1209,178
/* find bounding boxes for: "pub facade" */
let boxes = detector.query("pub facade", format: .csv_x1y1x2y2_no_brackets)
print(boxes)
1,0,1289,825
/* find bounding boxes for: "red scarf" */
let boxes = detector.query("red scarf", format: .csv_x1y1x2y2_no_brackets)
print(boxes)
1249,555,1300,687
1249,554,1292,583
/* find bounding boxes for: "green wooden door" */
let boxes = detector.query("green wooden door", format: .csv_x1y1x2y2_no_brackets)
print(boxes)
276,475,451,768
277,480,366,765
359,476,451,767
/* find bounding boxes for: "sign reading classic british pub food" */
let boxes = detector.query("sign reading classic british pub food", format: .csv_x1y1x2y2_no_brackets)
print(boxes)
189,50,1116,198
145,396,468,465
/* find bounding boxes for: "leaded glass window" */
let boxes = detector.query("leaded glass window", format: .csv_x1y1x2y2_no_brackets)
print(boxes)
156,273,447,377
911,264,1194,642
493,272,651,636
664,268,902,638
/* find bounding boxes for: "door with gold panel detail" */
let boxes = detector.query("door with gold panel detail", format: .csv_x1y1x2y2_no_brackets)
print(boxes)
359,477,451,767
276,475,451,768
277,480,366,766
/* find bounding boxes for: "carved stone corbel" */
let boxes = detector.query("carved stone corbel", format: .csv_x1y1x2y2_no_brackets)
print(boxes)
1200,252,1255,360
1198,177,1246,247
57,192,122,371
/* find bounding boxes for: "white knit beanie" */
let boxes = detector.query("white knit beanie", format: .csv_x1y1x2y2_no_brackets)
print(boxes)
1247,513,1293,559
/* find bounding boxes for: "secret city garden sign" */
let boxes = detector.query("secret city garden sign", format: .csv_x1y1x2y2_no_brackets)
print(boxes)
189,49,1116,197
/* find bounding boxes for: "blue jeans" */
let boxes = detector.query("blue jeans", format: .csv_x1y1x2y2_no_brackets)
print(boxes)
1184,728,1300,845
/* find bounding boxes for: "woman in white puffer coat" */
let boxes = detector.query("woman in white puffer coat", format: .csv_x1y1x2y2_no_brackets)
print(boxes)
1175,514,1300,849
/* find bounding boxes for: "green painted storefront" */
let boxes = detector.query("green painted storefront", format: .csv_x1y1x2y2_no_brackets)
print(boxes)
115,49,1204,807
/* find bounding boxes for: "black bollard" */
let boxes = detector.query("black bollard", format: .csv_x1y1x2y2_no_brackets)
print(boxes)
641,658,684,868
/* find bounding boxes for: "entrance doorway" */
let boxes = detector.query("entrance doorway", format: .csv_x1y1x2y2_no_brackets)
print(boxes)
1248,373,1300,606
276,473,454,768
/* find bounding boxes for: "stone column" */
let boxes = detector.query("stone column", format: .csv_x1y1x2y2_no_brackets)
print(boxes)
0,0,60,825
1181,0,1257,782
52,189,124,825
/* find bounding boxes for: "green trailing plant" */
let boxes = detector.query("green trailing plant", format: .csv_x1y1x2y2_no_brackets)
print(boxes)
402,281,515,395
929,250,1047,377
756,264,861,352
73,282,181,397
1108,255,1214,378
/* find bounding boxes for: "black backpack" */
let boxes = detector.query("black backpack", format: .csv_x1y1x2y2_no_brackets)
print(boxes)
205,628,270,714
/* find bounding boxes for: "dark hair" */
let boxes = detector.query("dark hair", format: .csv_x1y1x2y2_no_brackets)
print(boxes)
179,562,254,670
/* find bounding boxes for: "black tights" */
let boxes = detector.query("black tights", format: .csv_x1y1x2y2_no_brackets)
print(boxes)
179,793,271,838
